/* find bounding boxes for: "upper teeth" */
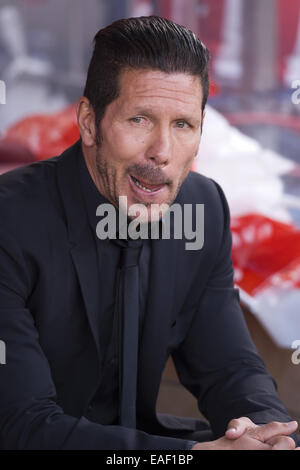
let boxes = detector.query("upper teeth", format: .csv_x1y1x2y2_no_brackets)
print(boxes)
132,177,153,192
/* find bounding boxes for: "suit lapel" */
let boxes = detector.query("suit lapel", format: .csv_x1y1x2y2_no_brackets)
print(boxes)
69,233,101,358
56,140,102,363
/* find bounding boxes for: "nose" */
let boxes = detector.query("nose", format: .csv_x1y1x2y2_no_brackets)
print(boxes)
145,125,172,167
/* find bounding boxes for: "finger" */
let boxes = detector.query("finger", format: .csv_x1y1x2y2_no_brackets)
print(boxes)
266,435,296,450
250,421,298,442
225,417,256,439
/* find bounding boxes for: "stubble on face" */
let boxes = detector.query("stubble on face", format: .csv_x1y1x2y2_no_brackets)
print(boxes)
94,134,187,218
94,143,118,209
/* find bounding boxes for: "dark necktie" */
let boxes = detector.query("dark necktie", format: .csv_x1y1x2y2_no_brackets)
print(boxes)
112,237,143,428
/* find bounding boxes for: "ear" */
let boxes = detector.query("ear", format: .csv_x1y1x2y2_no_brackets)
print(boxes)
77,97,97,147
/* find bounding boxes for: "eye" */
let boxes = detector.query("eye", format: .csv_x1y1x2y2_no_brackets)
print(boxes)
130,116,144,124
176,120,191,129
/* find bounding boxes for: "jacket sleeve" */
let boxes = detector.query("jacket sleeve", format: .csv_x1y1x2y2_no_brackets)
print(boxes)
0,227,191,450
171,180,298,441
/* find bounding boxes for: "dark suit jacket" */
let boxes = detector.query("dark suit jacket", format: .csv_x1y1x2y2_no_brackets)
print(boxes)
0,140,295,449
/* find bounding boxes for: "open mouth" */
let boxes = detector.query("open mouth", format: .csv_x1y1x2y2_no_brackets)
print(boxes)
130,175,166,194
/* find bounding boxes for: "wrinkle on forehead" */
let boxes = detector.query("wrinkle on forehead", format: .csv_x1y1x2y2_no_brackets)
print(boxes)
120,69,202,103
130,92,197,106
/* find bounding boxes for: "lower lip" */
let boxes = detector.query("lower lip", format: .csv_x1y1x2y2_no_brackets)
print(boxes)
129,175,167,198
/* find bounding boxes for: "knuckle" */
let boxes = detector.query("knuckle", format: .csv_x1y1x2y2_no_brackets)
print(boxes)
241,417,253,425
237,417,252,426
269,420,280,429
228,418,240,427
227,416,255,432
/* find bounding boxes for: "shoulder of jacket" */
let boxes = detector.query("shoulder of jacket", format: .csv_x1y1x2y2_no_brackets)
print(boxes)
0,155,62,237
0,156,59,201
178,170,226,206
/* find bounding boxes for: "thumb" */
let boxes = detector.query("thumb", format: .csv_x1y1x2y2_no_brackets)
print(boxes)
253,420,298,442
225,417,256,440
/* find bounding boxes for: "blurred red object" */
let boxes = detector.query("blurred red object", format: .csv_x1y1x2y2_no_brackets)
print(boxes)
209,81,219,96
2,105,80,161
231,214,300,295
0,140,35,174
0,140,34,163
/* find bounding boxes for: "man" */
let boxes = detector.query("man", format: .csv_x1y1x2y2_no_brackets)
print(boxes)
0,16,298,450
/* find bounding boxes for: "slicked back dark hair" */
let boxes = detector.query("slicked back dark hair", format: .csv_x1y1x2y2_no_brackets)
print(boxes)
83,16,210,129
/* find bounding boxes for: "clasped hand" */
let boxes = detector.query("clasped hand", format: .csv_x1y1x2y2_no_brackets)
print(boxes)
192,417,300,450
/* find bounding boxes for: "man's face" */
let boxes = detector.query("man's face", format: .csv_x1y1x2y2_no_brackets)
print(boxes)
94,68,203,223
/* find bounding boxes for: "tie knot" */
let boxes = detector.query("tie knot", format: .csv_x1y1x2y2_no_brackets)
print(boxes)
112,238,143,268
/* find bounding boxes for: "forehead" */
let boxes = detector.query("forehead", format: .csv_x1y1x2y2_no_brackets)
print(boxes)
116,68,203,110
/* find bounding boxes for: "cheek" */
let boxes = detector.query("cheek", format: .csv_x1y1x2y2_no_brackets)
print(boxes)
175,140,198,169
120,134,146,155
104,125,146,163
